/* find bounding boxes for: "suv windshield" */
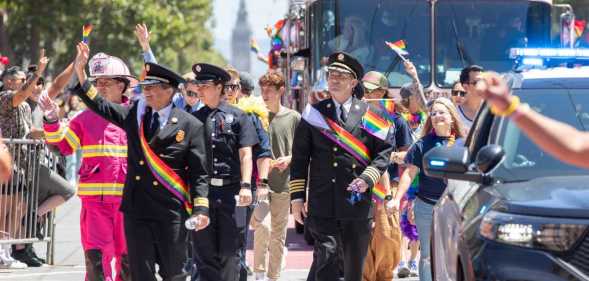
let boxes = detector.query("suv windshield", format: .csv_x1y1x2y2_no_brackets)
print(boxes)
495,89,589,181
309,0,430,87
434,0,551,87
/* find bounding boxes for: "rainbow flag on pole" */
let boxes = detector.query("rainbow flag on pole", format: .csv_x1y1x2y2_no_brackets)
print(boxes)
82,23,93,44
385,39,409,56
361,109,390,141
372,183,387,204
250,38,260,54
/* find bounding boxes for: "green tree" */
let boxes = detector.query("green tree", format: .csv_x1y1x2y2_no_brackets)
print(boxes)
0,0,224,76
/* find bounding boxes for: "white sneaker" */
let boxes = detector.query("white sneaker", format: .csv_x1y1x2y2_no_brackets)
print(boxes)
254,272,267,281
0,244,28,269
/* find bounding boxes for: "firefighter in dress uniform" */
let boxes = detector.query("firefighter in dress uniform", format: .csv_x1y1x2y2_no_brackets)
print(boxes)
290,52,394,281
72,42,210,281
191,63,259,281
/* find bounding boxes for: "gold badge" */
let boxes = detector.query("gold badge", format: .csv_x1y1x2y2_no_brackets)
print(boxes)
337,53,344,61
195,65,201,72
176,130,185,142
171,117,178,124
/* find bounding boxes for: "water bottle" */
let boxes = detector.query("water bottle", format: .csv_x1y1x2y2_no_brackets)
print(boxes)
185,216,201,230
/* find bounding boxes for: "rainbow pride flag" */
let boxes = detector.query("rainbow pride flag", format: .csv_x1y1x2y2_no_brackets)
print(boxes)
250,38,260,54
385,39,408,56
82,24,93,44
379,99,396,124
361,109,390,141
139,121,193,215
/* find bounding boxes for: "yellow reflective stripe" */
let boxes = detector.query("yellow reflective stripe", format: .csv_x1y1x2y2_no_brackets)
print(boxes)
82,145,127,150
78,191,123,196
64,128,81,149
193,197,209,208
81,145,127,158
87,86,98,100
78,183,124,196
45,126,66,143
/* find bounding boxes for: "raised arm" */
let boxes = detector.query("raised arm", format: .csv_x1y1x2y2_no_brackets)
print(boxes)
47,62,75,99
135,23,157,64
478,72,589,169
73,42,130,129
12,49,48,107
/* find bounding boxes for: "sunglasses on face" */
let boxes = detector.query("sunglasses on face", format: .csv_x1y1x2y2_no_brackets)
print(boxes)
451,90,466,97
186,91,198,97
224,84,241,91
429,110,449,117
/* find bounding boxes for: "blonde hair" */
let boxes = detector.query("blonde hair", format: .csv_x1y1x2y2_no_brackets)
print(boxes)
421,97,466,139
225,66,240,81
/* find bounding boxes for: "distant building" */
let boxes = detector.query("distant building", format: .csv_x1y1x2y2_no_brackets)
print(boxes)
231,0,252,72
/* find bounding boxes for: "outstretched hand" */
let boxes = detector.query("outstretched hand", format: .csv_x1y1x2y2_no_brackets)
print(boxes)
37,49,49,76
74,42,90,84
38,94,59,121
474,72,511,111
135,23,151,52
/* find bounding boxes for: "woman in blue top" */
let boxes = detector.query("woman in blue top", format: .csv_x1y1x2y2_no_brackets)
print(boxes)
390,97,466,281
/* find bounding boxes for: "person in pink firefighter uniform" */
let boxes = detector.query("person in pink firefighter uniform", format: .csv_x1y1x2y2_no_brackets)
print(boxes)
40,53,133,281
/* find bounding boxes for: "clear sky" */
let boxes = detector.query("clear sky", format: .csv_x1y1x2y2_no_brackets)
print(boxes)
212,0,289,81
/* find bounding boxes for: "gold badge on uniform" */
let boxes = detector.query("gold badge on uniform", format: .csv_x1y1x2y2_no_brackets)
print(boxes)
176,130,185,142
338,53,344,61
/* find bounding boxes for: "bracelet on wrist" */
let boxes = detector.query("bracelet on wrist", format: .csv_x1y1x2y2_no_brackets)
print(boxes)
240,182,252,189
490,96,520,117
510,103,530,121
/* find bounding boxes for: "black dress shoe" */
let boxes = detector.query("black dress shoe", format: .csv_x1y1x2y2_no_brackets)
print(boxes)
25,245,46,264
11,248,43,267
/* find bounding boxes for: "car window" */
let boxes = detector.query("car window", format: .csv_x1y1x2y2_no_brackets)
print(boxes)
494,89,589,181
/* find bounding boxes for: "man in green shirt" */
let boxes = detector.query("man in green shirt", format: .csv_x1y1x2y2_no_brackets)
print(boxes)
251,71,300,281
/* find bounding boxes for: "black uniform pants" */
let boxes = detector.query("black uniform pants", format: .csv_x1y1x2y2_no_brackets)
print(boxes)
124,215,189,281
306,216,373,281
192,187,243,281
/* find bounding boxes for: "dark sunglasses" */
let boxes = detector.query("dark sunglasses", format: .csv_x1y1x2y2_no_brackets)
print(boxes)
224,84,241,91
186,91,198,97
451,90,466,97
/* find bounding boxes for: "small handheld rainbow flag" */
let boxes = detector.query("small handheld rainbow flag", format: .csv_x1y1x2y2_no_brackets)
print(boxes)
82,23,93,44
361,109,390,141
385,39,408,61
575,20,586,38
250,38,260,54
379,99,396,123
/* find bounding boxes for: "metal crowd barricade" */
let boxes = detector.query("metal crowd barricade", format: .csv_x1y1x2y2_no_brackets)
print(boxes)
0,138,58,265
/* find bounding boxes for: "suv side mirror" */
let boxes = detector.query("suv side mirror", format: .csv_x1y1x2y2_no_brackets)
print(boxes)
475,144,505,174
423,146,482,182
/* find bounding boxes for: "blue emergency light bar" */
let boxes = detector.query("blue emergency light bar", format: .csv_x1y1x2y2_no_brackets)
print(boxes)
510,48,589,69
510,48,589,59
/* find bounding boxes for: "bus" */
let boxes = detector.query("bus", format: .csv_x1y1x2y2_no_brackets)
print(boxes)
283,0,565,111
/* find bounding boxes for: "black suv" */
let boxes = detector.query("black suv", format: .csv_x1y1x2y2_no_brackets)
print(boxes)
424,67,589,281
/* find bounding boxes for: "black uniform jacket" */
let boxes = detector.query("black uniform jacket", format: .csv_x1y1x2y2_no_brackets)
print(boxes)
75,81,209,222
289,97,394,219
193,102,258,185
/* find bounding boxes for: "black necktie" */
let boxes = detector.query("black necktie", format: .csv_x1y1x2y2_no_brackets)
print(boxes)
149,112,159,138
339,106,347,124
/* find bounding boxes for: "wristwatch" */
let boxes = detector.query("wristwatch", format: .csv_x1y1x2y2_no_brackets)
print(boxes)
240,182,252,189
261,178,269,185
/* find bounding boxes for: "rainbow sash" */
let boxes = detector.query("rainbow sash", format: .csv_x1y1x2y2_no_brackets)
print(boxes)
324,118,371,166
371,183,387,204
139,121,193,215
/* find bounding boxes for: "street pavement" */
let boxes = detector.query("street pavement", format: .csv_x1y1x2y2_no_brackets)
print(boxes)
0,197,418,281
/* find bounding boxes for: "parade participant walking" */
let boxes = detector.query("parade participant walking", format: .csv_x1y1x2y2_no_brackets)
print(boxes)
252,71,301,281
191,63,258,281
72,42,210,281
289,52,394,281
477,72,589,169
360,70,412,281
389,97,466,281
41,52,133,281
